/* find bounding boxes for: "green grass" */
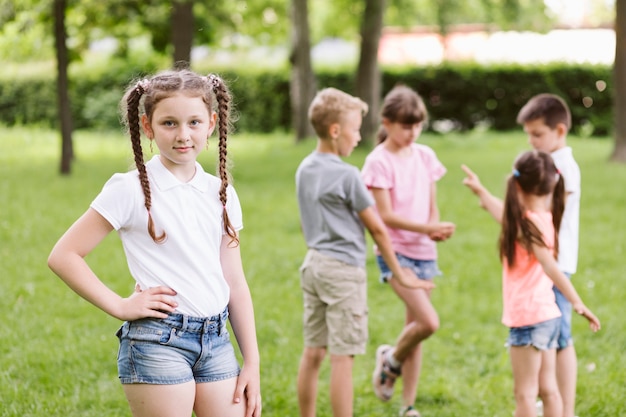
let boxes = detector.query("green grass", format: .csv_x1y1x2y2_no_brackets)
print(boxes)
1,127,624,416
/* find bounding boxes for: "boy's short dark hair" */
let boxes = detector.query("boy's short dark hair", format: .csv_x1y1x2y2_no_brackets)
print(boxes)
308,88,368,139
516,93,571,131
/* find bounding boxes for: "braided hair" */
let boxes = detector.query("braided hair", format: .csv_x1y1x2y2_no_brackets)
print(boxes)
120,70,238,245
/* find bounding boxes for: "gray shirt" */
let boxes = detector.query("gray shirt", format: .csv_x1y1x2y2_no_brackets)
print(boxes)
295,151,375,266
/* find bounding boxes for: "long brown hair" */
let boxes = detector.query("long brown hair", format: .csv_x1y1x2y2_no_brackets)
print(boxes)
377,85,428,144
120,69,238,245
499,150,565,266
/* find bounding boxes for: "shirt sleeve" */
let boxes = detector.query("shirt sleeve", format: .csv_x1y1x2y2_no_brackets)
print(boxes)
225,185,243,232
90,173,137,230
347,166,375,213
418,145,447,182
560,162,580,195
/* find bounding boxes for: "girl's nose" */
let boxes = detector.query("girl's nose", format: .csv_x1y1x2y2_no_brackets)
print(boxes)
177,127,192,141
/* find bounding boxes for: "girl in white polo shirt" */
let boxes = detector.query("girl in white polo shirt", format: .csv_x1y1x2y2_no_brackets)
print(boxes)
48,69,261,417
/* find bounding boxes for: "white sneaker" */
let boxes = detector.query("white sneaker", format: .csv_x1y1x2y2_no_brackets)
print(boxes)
372,344,401,401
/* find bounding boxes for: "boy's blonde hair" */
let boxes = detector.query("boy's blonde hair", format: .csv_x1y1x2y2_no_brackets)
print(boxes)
308,88,368,139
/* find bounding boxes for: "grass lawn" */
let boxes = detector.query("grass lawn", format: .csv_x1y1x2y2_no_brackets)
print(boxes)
1,127,624,416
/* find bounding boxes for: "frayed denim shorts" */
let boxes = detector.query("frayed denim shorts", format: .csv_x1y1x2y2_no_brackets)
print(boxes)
116,307,240,385
376,253,441,283
506,317,560,351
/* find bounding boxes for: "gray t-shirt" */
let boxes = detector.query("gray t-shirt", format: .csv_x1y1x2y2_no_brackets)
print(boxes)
295,151,375,266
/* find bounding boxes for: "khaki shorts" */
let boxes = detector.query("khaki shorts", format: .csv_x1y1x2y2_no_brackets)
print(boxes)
299,249,368,356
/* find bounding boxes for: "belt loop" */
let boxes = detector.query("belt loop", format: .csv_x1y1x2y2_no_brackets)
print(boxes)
181,314,188,330
218,307,228,336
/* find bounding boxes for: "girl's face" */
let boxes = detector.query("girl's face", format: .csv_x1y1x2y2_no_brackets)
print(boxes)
142,94,216,175
383,120,423,148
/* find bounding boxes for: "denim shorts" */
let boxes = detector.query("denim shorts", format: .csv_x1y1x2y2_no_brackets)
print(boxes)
506,317,560,351
116,307,240,384
553,272,574,349
376,254,441,283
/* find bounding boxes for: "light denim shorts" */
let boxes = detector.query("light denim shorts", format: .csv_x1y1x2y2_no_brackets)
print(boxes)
553,272,574,349
506,317,560,351
376,253,441,283
116,308,240,385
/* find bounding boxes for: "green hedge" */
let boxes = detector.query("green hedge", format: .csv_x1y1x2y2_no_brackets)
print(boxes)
0,61,613,136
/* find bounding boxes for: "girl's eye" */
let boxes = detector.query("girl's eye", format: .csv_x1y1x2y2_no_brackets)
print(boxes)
190,120,200,126
164,121,175,127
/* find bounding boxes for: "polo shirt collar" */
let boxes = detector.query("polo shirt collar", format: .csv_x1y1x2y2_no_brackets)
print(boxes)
147,155,209,192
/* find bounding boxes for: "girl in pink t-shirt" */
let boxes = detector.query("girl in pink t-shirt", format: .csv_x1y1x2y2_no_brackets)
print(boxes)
362,85,455,417
500,150,599,417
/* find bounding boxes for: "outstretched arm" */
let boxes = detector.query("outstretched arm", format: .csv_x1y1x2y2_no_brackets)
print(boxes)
221,236,261,417
47,208,178,321
461,164,504,223
532,243,601,332
359,207,435,291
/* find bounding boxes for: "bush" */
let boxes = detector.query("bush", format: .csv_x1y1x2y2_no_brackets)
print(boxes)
0,61,613,136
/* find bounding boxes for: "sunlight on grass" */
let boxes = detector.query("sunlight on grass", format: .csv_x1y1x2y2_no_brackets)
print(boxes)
1,127,624,416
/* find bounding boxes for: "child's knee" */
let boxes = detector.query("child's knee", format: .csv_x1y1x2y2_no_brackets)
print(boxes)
419,314,439,336
303,346,327,367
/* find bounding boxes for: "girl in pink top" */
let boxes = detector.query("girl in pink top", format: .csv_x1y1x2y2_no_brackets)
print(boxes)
500,150,599,417
362,85,455,417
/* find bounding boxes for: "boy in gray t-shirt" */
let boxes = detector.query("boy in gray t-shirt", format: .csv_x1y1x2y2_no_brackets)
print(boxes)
295,88,433,417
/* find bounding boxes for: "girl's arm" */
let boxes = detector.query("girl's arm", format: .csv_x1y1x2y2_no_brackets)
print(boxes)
47,208,178,321
427,183,454,241
220,236,261,417
532,243,601,332
369,186,455,238
461,164,504,223
359,207,435,291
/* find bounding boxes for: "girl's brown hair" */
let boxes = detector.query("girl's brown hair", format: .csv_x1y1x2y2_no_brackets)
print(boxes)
377,85,428,144
121,69,238,245
499,150,565,266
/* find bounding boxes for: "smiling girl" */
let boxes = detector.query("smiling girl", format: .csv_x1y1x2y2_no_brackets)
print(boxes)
48,69,261,417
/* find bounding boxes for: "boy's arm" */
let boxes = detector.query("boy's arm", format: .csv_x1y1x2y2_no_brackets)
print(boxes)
461,164,504,223
359,207,434,291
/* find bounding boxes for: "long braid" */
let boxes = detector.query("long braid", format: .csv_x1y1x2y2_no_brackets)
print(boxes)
210,74,238,245
127,82,166,243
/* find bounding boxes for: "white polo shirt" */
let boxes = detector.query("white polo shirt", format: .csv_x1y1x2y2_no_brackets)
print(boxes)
91,155,243,317
551,146,580,274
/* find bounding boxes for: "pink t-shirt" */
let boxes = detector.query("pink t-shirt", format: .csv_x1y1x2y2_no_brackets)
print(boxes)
361,143,446,260
501,211,562,328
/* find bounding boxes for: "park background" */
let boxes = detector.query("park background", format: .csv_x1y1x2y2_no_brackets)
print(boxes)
1,0,625,416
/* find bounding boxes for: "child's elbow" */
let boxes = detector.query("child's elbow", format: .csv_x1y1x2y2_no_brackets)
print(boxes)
47,247,63,274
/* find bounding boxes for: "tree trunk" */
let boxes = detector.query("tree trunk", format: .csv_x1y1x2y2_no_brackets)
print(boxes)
356,0,386,146
172,0,194,67
54,0,73,174
290,0,316,142
612,0,626,162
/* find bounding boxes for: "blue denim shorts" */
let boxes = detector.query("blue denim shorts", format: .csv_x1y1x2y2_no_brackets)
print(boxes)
116,308,240,385
376,254,441,283
553,272,574,349
506,317,560,351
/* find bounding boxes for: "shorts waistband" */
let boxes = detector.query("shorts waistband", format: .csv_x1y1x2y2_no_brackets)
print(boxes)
160,307,228,333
